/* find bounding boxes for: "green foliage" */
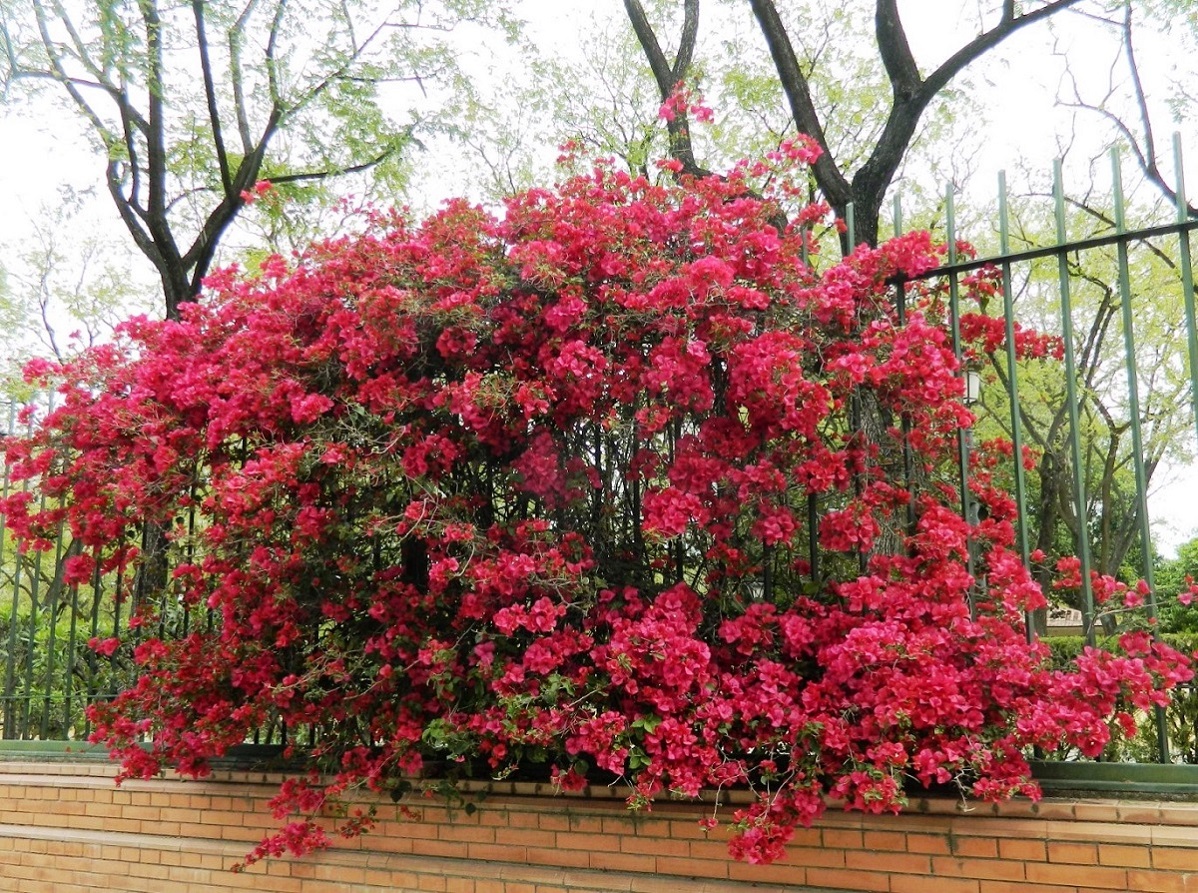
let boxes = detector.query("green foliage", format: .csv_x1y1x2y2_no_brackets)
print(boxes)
0,0,520,315
1154,537,1198,633
0,191,157,403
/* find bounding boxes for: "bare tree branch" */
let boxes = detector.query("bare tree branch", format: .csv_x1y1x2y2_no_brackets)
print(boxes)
229,0,260,152
267,140,409,186
854,0,1087,242
622,0,708,178
1053,1,1198,217
193,1,232,194
920,0,1086,102
747,0,851,211
874,0,920,102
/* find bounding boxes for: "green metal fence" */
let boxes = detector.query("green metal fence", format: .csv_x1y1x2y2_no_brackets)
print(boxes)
878,139,1198,771
894,145,1198,644
4,144,1198,783
1,398,130,743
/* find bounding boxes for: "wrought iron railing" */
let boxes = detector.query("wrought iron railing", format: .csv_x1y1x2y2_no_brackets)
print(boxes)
882,139,1198,768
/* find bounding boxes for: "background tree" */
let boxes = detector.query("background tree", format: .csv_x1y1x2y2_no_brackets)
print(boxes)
622,0,1090,246
1053,0,1198,215
0,0,510,318
960,177,1198,633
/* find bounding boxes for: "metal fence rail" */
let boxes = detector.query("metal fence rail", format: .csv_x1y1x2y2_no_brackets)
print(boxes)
1,400,133,742
3,144,1198,781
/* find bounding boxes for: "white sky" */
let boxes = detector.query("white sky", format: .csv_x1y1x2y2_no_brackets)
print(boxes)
2,0,1198,555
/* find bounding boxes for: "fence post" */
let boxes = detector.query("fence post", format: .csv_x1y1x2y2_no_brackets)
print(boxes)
945,185,979,620
1052,160,1097,646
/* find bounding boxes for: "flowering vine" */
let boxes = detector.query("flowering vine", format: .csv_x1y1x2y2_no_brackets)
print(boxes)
1,142,1190,867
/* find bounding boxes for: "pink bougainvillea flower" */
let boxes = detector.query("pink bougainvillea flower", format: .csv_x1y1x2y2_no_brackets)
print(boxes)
1,146,1189,870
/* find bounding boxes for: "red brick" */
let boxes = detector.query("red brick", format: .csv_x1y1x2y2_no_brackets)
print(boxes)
1154,846,1198,871
908,833,952,855
1153,826,1198,847
561,813,605,833
845,850,931,874
437,824,495,844
862,830,906,851
465,842,525,863
1025,861,1130,889
998,837,1047,861
654,855,728,880
495,827,554,848
1097,842,1151,868
805,867,891,892
1125,869,1198,893
775,845,845,868
587,850,656,873
552,831,611,852
821,827,864,849
619,834,689,857
727,860,807,885
931,856,1026,882
891,876,979,893
525,846,588,869
777,826,822,848
951,836,999,858
1048,840,1099,863
5,763,1198,893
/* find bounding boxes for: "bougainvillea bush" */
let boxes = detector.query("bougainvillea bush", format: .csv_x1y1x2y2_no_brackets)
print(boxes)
2,142,1191,866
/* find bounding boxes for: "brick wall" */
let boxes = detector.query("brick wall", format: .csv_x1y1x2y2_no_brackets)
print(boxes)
0,760,1196,892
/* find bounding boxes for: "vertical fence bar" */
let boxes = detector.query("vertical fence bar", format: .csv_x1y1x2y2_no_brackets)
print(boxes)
802,220,819,583
20,434,51,737
109,543,126,707
894,195,917,536
1053,161,1097,645
945,186,977,619
998,172,1031,563
801,220,817,580
1174,134,1198,766
998,172,1034,642
1110,150,1170,763
1110,151,1157,599
84,553,103,739
182,501,196,637
5,405,39,738
0,401,12,578
1174,134,1198,454
0,401,17,738
844,202,868,574
38,524,67,739
62,547,81,738
18,395,57,738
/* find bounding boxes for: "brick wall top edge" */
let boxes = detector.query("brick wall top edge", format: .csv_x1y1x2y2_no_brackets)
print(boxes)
4,759,1198,829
